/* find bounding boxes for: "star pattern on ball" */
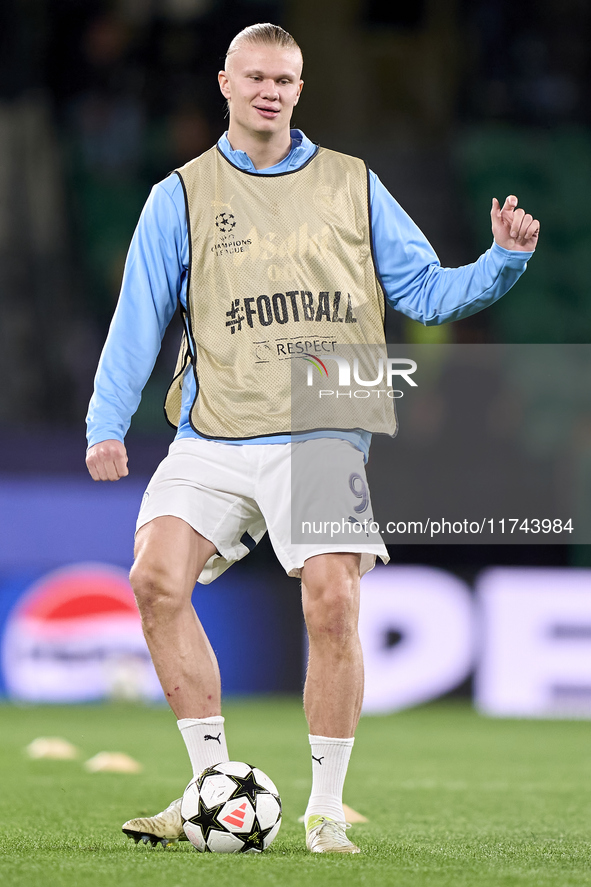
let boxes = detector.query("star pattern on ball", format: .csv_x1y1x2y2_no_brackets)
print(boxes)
189,794,228,844
227,768,269,804
239,815,276,853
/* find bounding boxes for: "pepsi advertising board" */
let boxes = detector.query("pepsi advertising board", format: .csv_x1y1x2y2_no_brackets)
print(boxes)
1,563,160,703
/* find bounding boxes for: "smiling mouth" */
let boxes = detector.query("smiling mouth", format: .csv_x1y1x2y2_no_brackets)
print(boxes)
255,106,280,118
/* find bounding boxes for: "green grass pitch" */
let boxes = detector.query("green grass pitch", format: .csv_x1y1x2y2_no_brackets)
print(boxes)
1,698,591,886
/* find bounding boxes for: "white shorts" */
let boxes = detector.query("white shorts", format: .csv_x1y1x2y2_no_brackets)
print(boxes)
136,437,389,584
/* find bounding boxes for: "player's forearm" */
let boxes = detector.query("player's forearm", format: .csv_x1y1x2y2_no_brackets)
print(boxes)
369,171,534,326
86,355,149,448
86,398,130,449
86,291,171,447
391,241,534,326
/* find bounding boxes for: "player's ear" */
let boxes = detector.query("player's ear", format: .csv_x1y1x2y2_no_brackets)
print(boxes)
218,70,231,100
294,79,304,105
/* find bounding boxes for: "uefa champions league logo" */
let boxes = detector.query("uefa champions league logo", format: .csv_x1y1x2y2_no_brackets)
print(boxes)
215,212,236,233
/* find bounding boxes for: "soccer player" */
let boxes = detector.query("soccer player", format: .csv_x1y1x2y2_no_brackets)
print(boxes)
85,23,539,853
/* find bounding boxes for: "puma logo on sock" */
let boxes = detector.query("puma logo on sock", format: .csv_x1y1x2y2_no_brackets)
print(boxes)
204,733,222,743
312,755,324,765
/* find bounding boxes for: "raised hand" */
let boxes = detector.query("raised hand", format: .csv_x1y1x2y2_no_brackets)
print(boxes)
491,195,539,252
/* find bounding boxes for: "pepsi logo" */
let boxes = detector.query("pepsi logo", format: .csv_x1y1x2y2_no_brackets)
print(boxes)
1,563,161,702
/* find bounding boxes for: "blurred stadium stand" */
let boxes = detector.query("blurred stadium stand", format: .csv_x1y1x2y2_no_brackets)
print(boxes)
1,0,589,431
456,126,591,343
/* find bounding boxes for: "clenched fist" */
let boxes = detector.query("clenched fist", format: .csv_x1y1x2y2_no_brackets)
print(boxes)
86,439,129,481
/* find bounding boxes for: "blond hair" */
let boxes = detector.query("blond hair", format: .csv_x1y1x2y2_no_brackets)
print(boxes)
225,23,302,66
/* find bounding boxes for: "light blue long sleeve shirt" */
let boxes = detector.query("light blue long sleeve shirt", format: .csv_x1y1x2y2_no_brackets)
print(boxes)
86,129,533,457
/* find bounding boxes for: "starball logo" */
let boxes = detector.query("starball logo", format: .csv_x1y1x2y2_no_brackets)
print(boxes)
300,354,418,399
215,212,236,234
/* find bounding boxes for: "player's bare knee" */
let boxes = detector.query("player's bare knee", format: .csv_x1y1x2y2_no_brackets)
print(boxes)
304,584,359,644
129,561,182,618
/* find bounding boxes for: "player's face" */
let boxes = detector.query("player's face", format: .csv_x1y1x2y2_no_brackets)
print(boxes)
219,44,303,139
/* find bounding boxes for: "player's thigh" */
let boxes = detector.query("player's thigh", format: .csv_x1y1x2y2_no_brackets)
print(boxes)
257,438,387,579
132,515,217,599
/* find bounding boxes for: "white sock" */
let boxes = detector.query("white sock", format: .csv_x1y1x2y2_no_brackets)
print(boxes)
177,716,229,778
304,734,354,824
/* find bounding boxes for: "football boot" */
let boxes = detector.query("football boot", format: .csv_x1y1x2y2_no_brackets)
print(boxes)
122,797,187,847
305,815,360,853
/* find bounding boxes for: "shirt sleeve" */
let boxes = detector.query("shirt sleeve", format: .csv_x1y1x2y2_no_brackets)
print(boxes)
86,177,188,448
369,171,534,325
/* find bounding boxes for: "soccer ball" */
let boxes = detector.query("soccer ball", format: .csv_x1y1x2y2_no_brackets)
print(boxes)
181,761,282,853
